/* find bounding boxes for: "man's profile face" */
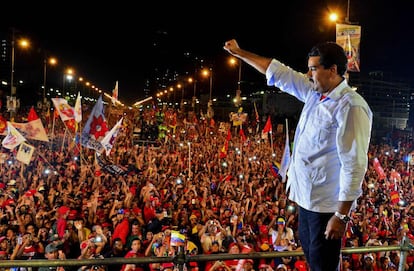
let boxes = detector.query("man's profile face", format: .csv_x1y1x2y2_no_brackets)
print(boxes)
307,56,334,94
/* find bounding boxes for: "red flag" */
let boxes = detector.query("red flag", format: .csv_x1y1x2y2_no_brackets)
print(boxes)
373,157,386,180
262,116,272,133
390,169,401,182
65,119,76,133
220,129,232,158
210,118,215,127
219,144,228,159
390,191,400,204
0,115,7,133
28,106,39,121
239,127,246,142
226,129,232,141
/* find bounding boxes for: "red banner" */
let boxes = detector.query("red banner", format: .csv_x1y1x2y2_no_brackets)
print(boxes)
373,157,386,180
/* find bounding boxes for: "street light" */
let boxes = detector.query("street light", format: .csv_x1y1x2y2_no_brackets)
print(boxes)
10,36,30,97
328,0,360,75
9,30,29,119
43,57,57,105
190,76,197,109
202,68,213,103
328,0,351,24
229,57,242,107
63,68,74,97
202,68,214,118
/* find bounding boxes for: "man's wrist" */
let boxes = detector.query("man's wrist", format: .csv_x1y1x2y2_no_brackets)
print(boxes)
334,211,351,224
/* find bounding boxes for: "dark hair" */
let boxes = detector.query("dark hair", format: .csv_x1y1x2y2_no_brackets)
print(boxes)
308,42,348,76
112,237,123,244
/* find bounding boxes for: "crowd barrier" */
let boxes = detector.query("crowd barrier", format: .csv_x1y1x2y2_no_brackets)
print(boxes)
0,236,412,271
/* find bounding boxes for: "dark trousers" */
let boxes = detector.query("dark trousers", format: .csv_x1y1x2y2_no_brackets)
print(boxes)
298,207,342,271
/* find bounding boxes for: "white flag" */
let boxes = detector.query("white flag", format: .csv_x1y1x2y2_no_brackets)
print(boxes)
2,122,27,150
101,117,123,156
279,119,291,183
8,120,49,142
74,92,82,123
51,98,74,121
112,81,118,105
81,95,108,152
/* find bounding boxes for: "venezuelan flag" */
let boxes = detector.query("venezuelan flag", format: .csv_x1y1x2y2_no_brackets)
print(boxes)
270,161,280,177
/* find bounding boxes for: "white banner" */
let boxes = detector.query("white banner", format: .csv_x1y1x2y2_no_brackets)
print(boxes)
336,23,361,72
16,142,35,165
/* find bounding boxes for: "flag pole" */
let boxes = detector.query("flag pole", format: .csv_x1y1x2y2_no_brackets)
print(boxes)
188,142,191,179
79,122,83,168
270,129,274,155
240,123,243,161
61,128,67,152
254,101,260,135
107,99,113,126
50,112,56,151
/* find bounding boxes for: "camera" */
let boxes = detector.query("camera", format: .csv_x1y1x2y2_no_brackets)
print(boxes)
176,178,182,185
287,205,296,212
94,236,103,243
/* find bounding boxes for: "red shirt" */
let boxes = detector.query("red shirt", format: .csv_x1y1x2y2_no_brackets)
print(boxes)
112,218,130,245
120,250,145,271
143,206,156,223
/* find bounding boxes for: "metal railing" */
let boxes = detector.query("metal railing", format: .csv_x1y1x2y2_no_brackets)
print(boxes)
0,236,412,271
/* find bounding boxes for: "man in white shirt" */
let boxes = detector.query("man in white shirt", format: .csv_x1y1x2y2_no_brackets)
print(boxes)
224,39,372,271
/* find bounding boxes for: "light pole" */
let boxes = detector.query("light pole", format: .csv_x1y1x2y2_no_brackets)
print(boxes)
202,68,214,118
11,38,30,96
10,38,29,96
191,77,197,109
10,35,15,97
229,57,242,107
177,83,184,110
202,68,213,103
9,30,29,119
209,69,213,103
345,0,351,24
43,57,57,105
63,68,74,95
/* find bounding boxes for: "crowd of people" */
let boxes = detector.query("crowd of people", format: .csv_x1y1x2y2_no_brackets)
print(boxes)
0,103,413,271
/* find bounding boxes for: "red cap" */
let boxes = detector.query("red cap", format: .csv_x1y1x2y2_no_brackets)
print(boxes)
259,225,268,234
228,242,238,250
68,210,78,220
58,206,70,216
3,198,15,206
25,190,37,197
132,207,142,215
101,222,111,228
80,240,89,250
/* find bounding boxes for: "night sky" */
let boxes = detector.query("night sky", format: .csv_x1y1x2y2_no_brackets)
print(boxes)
1,0,412,105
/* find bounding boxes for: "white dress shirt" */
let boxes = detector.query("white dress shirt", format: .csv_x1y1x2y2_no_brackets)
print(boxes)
266,59,373,212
